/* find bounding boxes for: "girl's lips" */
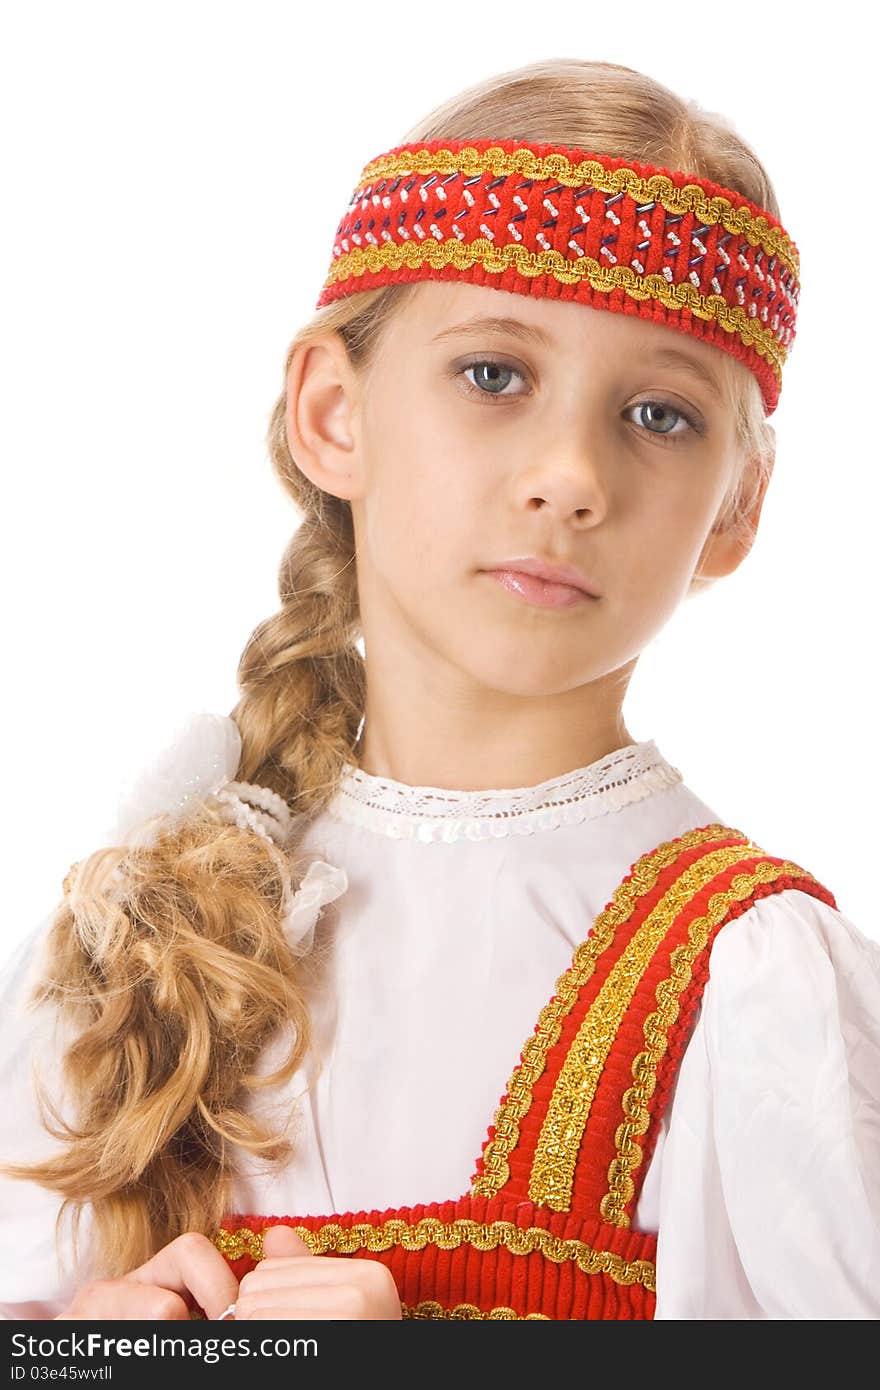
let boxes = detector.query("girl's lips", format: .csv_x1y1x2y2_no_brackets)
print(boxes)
482,569,597,609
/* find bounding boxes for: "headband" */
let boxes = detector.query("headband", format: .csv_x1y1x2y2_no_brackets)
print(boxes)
316,137,799,416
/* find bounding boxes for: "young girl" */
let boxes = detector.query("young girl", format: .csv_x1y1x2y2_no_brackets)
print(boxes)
2,56,878,1322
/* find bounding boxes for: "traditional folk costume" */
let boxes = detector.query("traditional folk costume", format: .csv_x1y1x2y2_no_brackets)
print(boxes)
2,140,879,1320
2,737,879,1319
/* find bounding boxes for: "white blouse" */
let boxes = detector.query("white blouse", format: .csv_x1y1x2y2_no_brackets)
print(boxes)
1,738,878,1320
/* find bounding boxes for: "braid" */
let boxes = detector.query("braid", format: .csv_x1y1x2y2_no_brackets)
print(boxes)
232,507,365,816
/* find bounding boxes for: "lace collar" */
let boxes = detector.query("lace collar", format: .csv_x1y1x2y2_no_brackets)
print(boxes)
324,739,682,843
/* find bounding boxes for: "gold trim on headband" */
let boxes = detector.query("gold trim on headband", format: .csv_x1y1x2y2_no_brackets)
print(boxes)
354,145,800,282
322,238,786,386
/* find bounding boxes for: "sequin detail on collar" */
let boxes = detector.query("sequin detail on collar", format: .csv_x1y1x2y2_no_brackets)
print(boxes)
324,740,682,843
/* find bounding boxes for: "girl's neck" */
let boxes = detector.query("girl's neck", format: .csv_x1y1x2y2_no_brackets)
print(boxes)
351,720,638,794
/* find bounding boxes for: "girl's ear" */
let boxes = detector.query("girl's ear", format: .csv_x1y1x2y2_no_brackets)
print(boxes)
696,436,776,581
284,332,368,502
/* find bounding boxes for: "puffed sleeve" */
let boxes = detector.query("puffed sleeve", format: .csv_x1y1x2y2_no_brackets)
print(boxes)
654,887,880,1319
0,918,97,1319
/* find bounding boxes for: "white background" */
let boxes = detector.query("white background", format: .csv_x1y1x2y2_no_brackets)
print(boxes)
2,2,876,960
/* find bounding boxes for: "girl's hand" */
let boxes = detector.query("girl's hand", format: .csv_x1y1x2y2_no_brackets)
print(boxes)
234,1224,402,1320
53,1232,240,1320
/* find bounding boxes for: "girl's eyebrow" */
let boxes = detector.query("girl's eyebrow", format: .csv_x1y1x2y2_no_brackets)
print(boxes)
430,315,723,401
646,347,724,402
430,314,555,349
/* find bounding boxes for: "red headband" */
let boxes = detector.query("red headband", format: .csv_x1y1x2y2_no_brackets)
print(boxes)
316,137,800,416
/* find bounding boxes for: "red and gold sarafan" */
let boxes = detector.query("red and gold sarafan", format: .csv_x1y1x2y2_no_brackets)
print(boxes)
208,823,836,1319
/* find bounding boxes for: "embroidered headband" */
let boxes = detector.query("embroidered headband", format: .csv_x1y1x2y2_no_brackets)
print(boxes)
316,137,799,416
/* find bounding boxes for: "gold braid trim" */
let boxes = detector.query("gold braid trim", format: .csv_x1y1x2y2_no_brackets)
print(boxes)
470,824,744,1198
403,1300,550,1319
529,844,777,1210
355,146,800,280
324,240,785,386
599,859,819,1226
212,1218,656,1292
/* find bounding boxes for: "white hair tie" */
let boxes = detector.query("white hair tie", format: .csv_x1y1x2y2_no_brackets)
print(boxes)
82,711,349,955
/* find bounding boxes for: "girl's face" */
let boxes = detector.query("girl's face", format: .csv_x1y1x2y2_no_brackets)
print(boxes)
291,280,763,704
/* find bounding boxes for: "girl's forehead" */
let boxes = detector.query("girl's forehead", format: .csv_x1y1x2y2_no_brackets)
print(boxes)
399,280,731,383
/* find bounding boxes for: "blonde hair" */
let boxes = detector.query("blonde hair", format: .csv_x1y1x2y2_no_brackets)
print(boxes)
1,57,782,1283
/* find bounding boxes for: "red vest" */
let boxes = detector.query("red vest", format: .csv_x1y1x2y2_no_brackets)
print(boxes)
209,823,836,1319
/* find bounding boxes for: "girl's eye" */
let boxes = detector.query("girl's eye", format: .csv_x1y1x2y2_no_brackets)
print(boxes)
455,358,703,444
458,358,529,399
624,399,703,443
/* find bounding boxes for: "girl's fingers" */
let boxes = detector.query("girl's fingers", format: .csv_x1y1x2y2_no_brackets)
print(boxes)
238,1253,401,1319
124,1232,240,1320
241,1258,383,1291
235,1285,367,1320
55,1282,192,1320
261,1225,312,1259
